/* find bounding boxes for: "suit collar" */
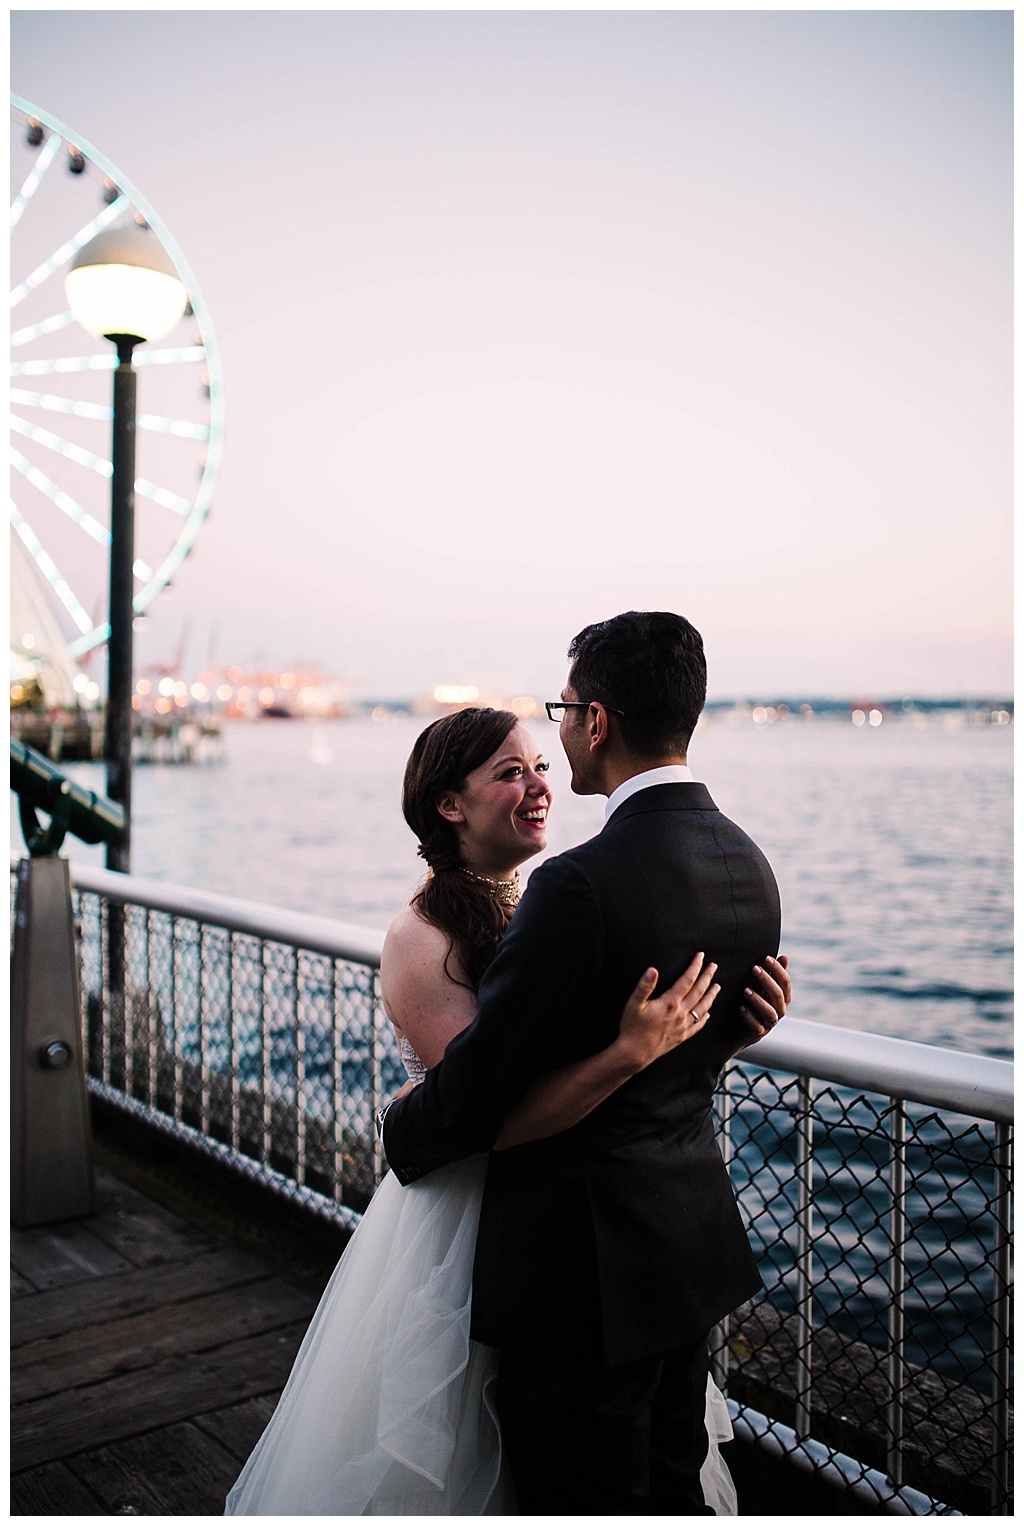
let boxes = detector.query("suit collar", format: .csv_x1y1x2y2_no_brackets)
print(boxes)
604,764,694,822
604,781,717,826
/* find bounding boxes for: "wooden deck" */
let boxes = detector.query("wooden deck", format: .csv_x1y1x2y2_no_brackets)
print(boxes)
11,1160,329,1515
10,1131,867,1517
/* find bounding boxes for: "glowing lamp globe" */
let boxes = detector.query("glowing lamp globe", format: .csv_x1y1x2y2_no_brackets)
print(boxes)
65,225,188,343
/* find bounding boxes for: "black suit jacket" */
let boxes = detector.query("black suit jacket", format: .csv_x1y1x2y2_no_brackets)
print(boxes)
383,782,781,1365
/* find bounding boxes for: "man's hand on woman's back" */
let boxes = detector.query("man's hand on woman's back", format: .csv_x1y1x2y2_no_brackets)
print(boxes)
732,954,791,1055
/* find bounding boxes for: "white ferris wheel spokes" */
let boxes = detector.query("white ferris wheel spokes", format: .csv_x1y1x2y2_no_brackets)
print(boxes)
9,95,225,678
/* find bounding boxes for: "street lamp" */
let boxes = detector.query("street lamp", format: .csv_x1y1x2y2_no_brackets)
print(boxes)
65,225,188,872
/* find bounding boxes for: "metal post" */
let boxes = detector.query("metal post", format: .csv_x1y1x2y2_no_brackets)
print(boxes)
146,909,158,1106
85,896,104,1077
711,1062,734,1392
170,915,182,1120
794,1074,815,1440
105,336,138,873
332,961,345,1203
990,1122,1012,1513
123,903,135,1101
104,337,138,1084
261,942,273,1163
886,1098,907,1487
96,895,110,1081
371,969,385,1186
294,949,306,1186
229,931,241,1152
11,858,94,1225
199,925,211,1134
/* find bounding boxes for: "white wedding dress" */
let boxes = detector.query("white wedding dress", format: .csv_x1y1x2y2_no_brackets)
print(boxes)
225,1040,738,1516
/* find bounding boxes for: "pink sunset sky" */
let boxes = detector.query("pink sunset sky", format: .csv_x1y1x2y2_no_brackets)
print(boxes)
10,10,1012,699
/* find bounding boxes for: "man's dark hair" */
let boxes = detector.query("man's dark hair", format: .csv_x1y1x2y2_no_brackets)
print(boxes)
567,610,707,757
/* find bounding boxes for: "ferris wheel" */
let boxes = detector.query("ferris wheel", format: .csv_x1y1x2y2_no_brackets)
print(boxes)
9,94,225,687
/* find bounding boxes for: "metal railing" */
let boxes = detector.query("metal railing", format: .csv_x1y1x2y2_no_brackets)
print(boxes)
713,1027,1012,1515
61,863,393,1231
41,862,1012,1515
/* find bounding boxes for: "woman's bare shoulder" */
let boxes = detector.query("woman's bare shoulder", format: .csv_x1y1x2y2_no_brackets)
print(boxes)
380,903,464,1008
380,901,476,1065
382,902,451,967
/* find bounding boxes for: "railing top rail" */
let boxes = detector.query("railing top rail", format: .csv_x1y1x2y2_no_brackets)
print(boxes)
41,857,1012,1126
749,1016,1013,1125
64,860,385,967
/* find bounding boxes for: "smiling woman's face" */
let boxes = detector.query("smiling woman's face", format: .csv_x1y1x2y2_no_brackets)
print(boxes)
437,722,553,878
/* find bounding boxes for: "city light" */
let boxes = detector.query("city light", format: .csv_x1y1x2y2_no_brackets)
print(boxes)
433,684,479,704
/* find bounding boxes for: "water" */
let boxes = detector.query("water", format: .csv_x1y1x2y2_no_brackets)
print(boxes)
731,1074,1003,1396
39,713,1008,1402
26,710,1012,1059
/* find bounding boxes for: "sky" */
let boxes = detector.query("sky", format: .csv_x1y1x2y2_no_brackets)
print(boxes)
10,9,1013,699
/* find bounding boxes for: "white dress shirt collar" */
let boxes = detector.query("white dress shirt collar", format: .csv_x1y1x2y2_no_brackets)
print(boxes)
604,764,695,823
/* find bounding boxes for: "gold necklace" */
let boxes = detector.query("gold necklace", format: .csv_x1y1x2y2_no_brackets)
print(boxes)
461,867,521,909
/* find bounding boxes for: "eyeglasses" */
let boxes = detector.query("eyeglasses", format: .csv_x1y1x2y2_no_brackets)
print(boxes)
545,701,626,721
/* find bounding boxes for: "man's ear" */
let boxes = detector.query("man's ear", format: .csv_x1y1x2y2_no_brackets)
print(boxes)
436,792,465,824
588,703,611,752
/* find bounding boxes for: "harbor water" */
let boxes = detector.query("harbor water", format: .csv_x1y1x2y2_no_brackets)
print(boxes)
39,710,1011,1399
41,709,1012,1060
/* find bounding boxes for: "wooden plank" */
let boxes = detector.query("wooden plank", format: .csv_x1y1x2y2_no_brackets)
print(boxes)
67,1420,243,1516
11,1267,37,1298
192,1393,278,1464
12,1320,312,1470
12,1245,270,1347
10,1459,106,1516
11,1220,133,1290
13,1278,317,1403
85,1166,218,1268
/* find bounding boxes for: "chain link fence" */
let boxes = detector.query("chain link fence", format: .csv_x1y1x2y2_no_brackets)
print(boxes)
61,867,1011,1515
712,1067,1012,1513
72,883,402,1226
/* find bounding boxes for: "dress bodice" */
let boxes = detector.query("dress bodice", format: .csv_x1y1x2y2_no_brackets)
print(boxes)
398,1033,428,1085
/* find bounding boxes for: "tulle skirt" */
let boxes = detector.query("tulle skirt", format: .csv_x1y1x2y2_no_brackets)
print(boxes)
225,1156,737,1515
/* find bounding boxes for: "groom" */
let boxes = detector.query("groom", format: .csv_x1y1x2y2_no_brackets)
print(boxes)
382,611,784,1513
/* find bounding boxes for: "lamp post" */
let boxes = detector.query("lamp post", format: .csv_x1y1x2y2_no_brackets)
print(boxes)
65,226,188,872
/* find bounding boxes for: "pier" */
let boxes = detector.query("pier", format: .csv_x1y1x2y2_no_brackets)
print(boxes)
9,860,1014,1515
11,1157,327,1514
10,708,224,767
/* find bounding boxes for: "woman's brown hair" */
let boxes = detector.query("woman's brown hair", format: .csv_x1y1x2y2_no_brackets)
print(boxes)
402,707,520,990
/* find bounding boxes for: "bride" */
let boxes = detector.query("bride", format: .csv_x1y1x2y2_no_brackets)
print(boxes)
226,707,789,1516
